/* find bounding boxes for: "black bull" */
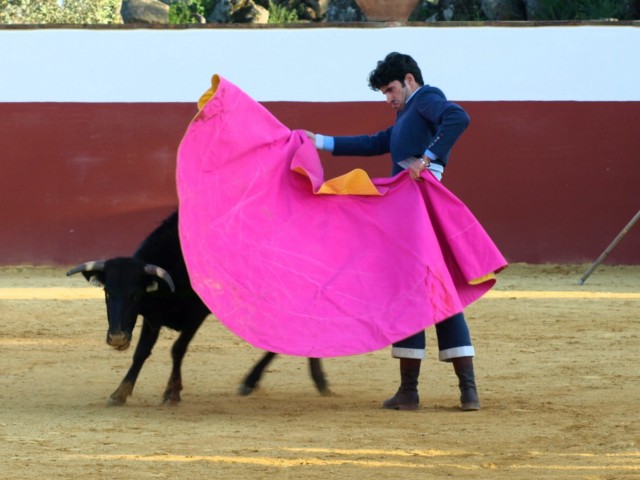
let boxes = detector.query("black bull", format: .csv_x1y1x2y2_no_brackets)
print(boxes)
67,211,329,405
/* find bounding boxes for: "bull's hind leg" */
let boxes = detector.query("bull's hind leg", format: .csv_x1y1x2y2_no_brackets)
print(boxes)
239,351,277,395
309,358,331,395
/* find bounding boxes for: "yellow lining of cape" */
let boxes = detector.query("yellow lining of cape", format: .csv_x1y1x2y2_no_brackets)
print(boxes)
469,273,496,285
197,74,221,111
292,167,382,196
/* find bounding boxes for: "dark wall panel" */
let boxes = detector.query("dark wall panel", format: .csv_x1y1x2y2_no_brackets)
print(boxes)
1,101,638,265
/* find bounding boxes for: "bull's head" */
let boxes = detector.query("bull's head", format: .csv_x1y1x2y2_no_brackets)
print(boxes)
67,258,175,350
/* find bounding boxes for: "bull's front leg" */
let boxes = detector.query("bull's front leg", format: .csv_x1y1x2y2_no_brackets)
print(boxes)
162,320,202,404
108,320,160,406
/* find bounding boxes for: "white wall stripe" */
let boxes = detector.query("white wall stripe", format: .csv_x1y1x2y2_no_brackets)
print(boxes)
2,25,639,102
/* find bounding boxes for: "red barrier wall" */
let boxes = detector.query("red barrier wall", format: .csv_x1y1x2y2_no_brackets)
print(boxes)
1,100,639,265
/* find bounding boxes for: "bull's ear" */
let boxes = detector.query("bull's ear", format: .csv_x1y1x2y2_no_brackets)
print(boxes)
144,264,175,293
67,261,106,287
146,280,159,293
88,274,105,288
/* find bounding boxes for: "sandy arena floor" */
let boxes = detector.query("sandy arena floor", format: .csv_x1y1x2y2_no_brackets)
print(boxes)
1,263,639,479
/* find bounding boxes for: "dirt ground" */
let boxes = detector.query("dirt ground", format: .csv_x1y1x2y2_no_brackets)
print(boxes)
1,263,639,479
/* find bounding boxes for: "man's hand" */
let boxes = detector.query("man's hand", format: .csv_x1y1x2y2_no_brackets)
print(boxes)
408,156,429,181
304,131,316,142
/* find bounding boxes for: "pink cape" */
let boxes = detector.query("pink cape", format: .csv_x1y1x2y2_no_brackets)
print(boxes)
177,75,507,358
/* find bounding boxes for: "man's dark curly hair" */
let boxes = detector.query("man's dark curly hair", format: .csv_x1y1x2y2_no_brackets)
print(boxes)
368,52,424,91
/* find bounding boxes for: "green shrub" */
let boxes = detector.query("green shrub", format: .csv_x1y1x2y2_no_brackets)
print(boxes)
168,0,218,24
532,0,631,20
268,0,299,23
0,0,122,24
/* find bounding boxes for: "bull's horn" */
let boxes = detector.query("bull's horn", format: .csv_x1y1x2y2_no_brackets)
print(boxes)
144,264,175,293
66,260,106,276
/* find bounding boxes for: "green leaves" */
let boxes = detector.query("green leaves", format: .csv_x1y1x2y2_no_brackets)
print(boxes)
267,0,299,23
0,0,122,24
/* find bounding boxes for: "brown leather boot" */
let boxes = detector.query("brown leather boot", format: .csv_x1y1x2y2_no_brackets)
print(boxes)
452,356,480,411
382,358,421,410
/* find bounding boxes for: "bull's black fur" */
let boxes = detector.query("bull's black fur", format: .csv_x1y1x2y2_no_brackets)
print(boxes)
68,211,329,405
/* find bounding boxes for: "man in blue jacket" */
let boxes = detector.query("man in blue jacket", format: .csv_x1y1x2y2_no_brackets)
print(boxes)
306,52,480,411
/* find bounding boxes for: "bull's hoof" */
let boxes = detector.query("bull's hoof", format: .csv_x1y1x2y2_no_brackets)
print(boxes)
107,394,127,406
238,383,256,396
319,387,335,397
108,382,133,406
315,382,331,396
162,395,181,405
162,390,182,405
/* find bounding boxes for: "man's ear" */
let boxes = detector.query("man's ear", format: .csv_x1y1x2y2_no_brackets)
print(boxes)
405,73,416,86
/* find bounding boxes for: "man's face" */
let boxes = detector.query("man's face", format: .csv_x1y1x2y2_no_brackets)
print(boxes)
380,80,411,112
